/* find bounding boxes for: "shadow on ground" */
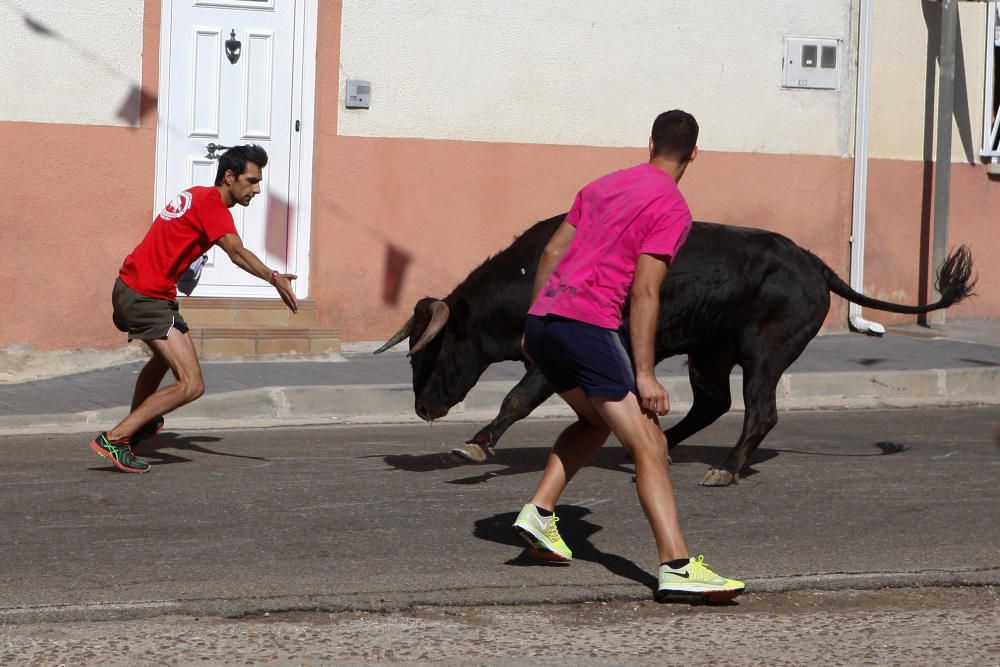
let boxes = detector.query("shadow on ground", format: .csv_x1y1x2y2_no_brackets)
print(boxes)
372,444,781,484
473,507,659,591
370,439,908,485
91,431,269,471
88,432,271,471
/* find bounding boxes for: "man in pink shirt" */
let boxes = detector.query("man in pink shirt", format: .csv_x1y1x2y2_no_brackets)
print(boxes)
513,110,744,602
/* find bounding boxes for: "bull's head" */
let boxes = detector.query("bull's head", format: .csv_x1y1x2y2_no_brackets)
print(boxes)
373,215,562,420
374,296,490,420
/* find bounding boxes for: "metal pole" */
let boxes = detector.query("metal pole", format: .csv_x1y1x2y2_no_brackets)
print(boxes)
931,0,958,326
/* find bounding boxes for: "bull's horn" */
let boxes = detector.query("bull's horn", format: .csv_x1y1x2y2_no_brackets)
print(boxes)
407,300,450,357
373,317,414,354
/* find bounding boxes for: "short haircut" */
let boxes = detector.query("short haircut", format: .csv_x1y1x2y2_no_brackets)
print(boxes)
650,110,699,163
214,144,269,185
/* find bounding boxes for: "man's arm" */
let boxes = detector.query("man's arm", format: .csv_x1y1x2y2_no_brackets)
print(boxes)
530,220,576,303
520,220,576,362
630,252,670,415
215,233,298,313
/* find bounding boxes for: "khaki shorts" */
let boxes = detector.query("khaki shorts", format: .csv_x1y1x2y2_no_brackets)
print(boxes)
112,278,189,341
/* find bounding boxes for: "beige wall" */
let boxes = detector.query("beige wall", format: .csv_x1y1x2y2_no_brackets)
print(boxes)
869,0,989,162
0,1,145,127
338,0,856,156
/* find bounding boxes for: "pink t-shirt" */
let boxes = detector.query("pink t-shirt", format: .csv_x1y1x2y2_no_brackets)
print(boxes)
528,163,692,329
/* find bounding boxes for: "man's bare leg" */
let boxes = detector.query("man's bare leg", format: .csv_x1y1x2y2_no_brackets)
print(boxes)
529,388,611,511
592,393,688,564
130,348,171,412
106,327,205,441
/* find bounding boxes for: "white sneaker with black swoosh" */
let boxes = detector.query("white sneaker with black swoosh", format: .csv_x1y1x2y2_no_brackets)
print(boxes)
656,555,745,603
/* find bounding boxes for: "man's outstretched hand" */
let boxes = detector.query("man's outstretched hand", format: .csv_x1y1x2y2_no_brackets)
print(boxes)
273,273,298,313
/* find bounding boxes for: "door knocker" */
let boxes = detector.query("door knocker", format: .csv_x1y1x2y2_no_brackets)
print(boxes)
225,30,241,64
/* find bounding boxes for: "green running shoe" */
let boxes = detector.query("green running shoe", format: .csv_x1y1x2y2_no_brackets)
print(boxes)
132,416,164,445
656,555,745,603
512,503,572,562
90,432,151,473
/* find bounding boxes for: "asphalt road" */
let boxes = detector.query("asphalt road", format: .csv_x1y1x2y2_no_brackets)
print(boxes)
1,407,998,664
2,406,997,618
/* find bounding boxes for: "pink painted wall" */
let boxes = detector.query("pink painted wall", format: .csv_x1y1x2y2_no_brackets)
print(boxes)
307,138,859,340
865,159,999,325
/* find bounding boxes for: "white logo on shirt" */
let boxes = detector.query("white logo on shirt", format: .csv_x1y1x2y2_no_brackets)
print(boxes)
159,191,193,220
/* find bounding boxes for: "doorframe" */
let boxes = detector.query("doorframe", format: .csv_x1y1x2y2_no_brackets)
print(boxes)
153,0,318,298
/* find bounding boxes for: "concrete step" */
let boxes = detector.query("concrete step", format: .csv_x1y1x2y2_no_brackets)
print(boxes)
179,297,318,327
189,325,341,359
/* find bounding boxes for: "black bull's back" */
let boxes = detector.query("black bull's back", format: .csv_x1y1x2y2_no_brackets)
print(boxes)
382,214,974,486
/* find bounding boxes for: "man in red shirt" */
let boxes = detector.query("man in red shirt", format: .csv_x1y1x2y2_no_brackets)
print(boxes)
91,144,297,473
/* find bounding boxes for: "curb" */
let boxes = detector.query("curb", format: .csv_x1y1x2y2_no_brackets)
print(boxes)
1,366,998,436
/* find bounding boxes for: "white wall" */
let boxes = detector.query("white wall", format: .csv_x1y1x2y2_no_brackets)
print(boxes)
0,2,144,127
339,1,855,156
868,0,988,162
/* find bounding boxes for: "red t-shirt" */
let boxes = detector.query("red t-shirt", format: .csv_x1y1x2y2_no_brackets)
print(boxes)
119,186,237,300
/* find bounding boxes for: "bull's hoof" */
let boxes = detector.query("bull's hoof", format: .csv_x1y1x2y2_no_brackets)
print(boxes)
700,468,737,487
450,443,488,464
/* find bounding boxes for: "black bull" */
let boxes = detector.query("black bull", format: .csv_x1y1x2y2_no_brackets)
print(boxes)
376,214,975,486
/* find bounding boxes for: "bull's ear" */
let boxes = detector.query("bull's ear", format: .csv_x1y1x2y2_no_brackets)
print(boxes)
411,296,438,332
414,296,439,315
449,298,470,338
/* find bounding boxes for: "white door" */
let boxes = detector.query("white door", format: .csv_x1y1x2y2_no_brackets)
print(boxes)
156,0,311,298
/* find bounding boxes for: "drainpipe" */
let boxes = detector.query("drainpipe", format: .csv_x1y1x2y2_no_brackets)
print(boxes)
849,0,886,336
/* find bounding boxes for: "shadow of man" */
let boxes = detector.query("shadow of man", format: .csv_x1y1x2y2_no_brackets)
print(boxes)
473,507,658,592
132,431,269,465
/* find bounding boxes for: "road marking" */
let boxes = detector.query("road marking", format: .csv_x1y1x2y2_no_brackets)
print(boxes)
931,451,958,459
575,498,610,508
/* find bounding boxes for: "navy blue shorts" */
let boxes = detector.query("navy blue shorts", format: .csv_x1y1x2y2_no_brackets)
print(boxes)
523,314,636,400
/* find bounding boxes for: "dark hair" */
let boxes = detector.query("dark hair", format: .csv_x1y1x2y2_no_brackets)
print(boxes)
650,110,699,163
214,144,269,185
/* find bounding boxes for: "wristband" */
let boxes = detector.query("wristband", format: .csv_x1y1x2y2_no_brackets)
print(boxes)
269,270,279,285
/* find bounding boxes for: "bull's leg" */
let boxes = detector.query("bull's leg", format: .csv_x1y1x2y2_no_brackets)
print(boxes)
700,368,780,486
664,351,735,449
451,365,554,463
700,321,819,486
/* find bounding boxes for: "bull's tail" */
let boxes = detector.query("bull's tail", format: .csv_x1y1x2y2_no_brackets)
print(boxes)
814,245,976,314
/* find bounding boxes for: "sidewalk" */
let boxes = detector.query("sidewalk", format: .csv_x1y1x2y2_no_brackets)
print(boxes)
1,320,998,435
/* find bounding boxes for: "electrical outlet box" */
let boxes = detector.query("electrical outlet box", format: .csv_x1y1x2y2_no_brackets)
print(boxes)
345,79,371,109
782,38,840,90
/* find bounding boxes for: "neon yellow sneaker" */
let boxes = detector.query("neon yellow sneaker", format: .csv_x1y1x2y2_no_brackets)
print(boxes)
656,555,745,603
512,503,572,562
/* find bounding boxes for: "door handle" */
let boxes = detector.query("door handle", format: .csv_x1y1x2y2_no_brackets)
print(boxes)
205,143,232,159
